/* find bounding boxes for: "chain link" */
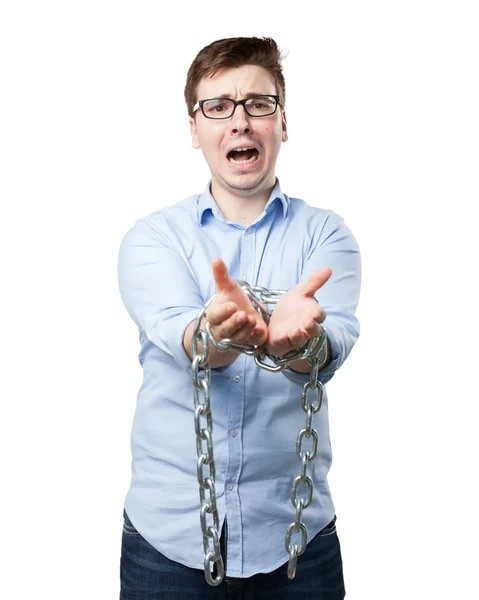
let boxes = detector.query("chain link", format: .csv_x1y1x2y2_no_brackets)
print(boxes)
191,280,329,585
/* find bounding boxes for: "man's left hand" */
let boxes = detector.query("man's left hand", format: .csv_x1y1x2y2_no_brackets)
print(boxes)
264,267,332,357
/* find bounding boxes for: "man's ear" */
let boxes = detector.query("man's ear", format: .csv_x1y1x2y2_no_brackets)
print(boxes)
189,116,200,149
281,110,288,142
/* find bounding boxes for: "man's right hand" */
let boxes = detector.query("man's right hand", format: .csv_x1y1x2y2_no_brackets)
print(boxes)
206,257,268,347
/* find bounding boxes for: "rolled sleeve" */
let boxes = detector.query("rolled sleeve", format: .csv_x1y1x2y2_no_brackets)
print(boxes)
281,211,361,387
161,307,205,371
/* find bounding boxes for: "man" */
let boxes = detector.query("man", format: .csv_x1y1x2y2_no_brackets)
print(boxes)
118,36,361,599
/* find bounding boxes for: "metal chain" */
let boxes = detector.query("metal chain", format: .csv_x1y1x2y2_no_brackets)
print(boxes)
191,280,329,585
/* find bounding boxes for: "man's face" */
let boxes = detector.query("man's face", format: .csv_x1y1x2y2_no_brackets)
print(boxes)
189,64,287,198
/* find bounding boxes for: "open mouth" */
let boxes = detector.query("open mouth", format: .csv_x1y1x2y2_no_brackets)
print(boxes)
227,147,260,165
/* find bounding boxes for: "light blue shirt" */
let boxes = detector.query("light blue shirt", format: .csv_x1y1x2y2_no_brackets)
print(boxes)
117,178,361,578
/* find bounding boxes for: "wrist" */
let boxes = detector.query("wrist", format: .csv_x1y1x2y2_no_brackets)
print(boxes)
184,317,241,369
288,330,331,374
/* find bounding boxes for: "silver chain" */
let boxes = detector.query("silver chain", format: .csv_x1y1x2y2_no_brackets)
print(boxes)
191,280,329,585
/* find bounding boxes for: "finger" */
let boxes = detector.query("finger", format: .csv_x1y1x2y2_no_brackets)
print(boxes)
231,314,266,346
236,315,260,344
211,257,236,294
289,327,307,349
304,319,323,337
251,324,268,346
296,267,332,298
215,310,252,341
311,307,326,325
206,301,237,326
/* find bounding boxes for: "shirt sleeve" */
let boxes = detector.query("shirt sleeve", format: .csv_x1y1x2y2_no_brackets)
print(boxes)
281,211,362,387
117,217,222,373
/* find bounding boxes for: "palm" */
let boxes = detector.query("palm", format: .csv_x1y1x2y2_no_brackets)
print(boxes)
265,267,332,356
211,257,268,345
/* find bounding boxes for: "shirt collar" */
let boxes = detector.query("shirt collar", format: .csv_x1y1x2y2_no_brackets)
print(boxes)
197,178,289,226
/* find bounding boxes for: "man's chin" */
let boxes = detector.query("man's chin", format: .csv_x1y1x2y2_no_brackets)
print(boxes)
222,172,269,193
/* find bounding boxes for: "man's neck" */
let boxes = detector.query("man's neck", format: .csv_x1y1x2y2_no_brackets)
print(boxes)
210,179,276,227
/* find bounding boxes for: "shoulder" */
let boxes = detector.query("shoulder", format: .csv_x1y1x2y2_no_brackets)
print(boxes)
139,193,199,233
121,193,201,241
118,194,202,259
285,193,344,229
283,193,359,258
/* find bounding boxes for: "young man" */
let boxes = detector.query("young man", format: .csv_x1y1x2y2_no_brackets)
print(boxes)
118,36,361,599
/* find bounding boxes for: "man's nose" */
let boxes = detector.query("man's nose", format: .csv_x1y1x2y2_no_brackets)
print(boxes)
229,104,251,134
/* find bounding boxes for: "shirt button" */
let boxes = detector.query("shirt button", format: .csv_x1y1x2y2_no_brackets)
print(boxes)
231,430,237,437
245,228,253,235
227,484,234,491
233,375,241,383
242,273,248,280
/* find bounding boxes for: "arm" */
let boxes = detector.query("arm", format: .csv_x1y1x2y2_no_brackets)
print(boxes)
118,220,266,372
118,218,221,372
282,212,362,386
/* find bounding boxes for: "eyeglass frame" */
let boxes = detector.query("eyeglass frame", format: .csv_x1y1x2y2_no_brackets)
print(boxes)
192,95,281,120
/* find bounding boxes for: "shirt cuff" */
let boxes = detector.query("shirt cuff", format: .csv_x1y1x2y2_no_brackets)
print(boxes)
160,307,230,374
281,318,341,387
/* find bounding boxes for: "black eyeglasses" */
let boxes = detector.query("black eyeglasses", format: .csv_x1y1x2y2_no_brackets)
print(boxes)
193,95,281,119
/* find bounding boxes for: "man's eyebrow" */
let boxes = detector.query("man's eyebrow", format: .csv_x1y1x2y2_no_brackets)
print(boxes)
213,92,270,99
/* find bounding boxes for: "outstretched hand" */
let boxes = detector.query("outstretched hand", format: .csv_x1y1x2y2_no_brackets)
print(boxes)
264,267,332,357
206,258,268,347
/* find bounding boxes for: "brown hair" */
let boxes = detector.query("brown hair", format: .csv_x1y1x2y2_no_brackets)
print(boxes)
184,36,286,118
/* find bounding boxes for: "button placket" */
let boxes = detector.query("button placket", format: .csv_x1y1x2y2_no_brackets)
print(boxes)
240,226,254,290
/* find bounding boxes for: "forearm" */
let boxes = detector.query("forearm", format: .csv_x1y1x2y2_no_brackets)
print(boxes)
183,316,242,369
288,334,332,374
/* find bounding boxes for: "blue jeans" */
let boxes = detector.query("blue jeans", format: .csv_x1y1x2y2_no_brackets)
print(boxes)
120,509,345,599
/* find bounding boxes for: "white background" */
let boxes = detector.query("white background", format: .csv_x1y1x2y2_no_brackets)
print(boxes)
1,1,478,598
